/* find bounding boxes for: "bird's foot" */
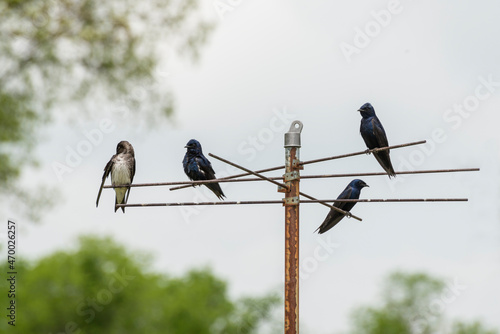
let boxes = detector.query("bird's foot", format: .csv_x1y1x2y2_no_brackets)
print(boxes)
365,149,371,155
345,211,352,218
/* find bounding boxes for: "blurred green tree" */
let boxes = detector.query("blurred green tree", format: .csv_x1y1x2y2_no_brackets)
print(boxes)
349,271,497,334
0,0,214,218
0,236,280,333
451,321,498,334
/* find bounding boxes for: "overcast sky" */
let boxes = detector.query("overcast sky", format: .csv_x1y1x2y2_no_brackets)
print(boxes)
6,0,500,333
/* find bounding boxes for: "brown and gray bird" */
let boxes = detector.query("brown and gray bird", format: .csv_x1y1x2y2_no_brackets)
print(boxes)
96,141,136,213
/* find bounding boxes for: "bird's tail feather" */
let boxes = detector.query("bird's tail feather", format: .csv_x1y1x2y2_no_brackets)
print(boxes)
374,152,396,178
114,202,126,213
206,183,225,200
114,187,128,213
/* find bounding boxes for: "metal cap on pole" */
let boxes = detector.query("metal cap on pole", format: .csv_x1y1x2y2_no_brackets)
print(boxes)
284,121,303,148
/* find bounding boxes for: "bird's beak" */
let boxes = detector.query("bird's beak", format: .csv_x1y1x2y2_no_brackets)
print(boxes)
357,109,362,112
184,145,188,148
364,184,370,187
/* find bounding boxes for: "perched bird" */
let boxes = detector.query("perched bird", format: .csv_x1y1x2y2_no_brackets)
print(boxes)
358,102,396,178
315,179,369,234
183,139,225,200
96,141,136,213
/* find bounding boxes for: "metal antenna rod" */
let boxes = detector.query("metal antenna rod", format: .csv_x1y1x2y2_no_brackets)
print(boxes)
208,154,362,221
169,140,426,191
298,191,361,221
105,167,480,189
116,198,469,208
104,167,479,190
299,168,480,180
208,153,289,191
300,140,427,166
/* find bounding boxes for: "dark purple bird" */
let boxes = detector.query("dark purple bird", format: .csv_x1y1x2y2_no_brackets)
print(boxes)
183,139,225,200
96,140,136,213
315,179,369,234
358,103,396,178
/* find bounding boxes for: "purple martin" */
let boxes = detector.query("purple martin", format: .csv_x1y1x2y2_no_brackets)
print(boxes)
183,139,225,200
96,140,136,213
315,179,368,234
358,103,396,177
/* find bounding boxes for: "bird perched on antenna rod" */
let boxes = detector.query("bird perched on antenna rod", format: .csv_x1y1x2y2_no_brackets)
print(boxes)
315,179,369,234
96,140,136,213
183,139,226,200
358,102,396,178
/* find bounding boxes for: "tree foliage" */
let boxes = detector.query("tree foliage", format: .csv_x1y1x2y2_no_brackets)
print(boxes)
451,321,498,334
0,0,212,108
0,236,280,333
349,271,497,334
0,0,214,216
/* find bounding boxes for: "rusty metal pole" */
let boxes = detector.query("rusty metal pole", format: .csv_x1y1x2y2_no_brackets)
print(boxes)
280,121,303,334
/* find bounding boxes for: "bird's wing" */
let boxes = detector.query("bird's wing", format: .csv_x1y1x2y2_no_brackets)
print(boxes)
371,117,389,148
200,155,217,180
314,186,355,233
333,186,354,210
197,155,225,199
360,119,377,149
314,211,340,233
96,155,115,207
371,117,396,176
